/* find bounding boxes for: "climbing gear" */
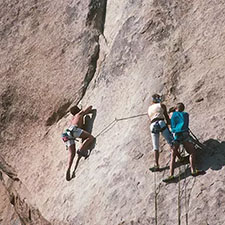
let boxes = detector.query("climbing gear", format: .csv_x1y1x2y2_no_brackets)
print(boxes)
61,126,80,142
151,122,161,133
62,129,74,142
151,121,167,134
189,129,209,150
149,165,160,172
151,118,164,123
95,113,148,138
61,132,73,142
61,126,80,150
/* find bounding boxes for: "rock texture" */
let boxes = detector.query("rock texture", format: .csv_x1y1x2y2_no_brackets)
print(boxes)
0,171,50,225
1,0,225,225
0,178,21,225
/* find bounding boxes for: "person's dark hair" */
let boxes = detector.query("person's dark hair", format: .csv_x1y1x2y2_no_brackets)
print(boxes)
152,93,161,103
70,105,81,115
176,102,185,112
168,106,176,113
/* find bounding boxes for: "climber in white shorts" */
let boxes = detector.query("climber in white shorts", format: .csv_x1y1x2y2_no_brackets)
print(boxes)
65,125,83,147
62,105,95,181
148,94,182,171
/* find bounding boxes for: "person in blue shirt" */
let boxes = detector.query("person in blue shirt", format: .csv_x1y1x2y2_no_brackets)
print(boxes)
163,103,204,182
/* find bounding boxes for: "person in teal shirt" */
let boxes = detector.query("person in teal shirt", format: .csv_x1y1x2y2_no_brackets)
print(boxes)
163,103,204,182
171,109,189,142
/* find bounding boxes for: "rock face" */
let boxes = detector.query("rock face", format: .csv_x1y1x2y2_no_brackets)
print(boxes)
1,0,225,224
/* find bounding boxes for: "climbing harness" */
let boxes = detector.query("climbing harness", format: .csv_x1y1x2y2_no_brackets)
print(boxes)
61,126,80,150
61,132,73,142
177,145,191,225
154,159,170,224
151,121,168,134
62,127,77,142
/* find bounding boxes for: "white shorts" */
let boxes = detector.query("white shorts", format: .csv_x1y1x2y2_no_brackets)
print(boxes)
66,125,83,147
150,120,174,151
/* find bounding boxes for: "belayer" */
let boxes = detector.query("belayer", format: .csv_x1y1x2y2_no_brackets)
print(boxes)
62,105,95,181
163,102,205,182
148,94,182,172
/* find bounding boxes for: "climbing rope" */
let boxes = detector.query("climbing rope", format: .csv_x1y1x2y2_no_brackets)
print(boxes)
178,146,181,225
95,113,148,138
95,119,117,138
114,113,148,121
184,163,189,225
178,171,181,225
189,129,210,151
154,171,158,225
177,145,190,225
154,159,170,225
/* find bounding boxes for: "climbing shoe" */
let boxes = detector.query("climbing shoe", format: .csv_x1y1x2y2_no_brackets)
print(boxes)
162,175,176,182
191,169,205,177
149,166,160,172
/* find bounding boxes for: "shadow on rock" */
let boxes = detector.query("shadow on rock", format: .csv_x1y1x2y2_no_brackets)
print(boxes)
83,109,97,134
165,139,225,184
155,155,190,173
83,109,97,155
196,139,225,171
